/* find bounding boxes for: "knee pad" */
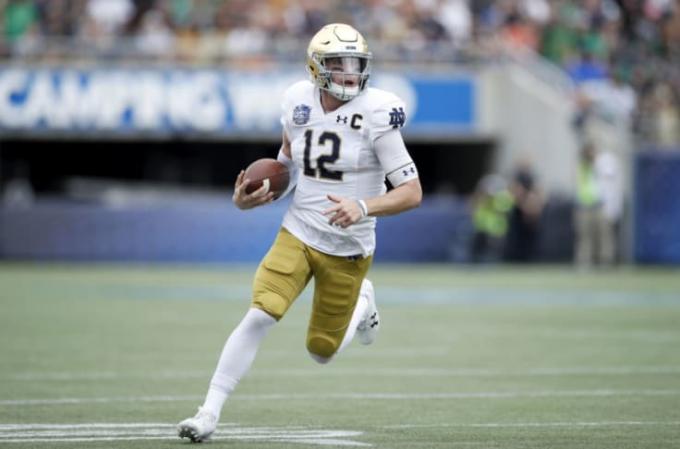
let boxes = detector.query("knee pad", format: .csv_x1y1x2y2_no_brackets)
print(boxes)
306,332,340,359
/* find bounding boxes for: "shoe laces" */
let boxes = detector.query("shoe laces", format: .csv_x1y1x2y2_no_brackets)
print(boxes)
357,300,376,331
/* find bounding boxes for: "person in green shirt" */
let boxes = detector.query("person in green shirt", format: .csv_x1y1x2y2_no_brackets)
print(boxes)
574,142,618,268
3,0,37,43
470,174,514,263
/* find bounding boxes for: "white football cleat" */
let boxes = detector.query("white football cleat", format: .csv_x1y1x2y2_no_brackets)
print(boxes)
356,278,379,345
177,407,217,443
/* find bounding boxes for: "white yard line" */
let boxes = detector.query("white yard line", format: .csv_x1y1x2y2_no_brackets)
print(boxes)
268,347,452,358
382,421,680,429
0,423,369,446
2,420,679,446
254,366,680,377
2,389,680,406
0,437,182,443
8,365,680,381
0,395,202,406
0,423,176,430
0,436,368,446
475,329,680,343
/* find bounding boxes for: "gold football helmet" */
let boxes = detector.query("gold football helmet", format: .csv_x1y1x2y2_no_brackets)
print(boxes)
306,23,372,101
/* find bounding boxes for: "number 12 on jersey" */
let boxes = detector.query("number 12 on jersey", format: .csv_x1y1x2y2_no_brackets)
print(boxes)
303,130,343,181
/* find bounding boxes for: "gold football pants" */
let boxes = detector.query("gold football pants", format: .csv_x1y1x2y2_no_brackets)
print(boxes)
252,228,372,358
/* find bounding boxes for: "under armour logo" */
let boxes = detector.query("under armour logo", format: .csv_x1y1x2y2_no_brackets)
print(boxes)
336,115,348,124
402,166,416,177
388,107,406,129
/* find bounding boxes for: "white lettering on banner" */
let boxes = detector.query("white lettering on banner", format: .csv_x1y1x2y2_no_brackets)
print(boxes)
0,69,29,127
0,69,228,132
96,73,130,129
0,69,417,134
49,71,91,128
166,72,202,130
20,71,53,126
184,72,225,132
134,72,165,129
163,72,225,131
166,72,191,129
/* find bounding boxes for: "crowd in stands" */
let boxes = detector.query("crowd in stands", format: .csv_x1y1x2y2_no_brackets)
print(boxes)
1,0,679,146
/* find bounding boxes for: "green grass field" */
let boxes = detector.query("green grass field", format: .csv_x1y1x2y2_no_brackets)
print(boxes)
1,263,680,448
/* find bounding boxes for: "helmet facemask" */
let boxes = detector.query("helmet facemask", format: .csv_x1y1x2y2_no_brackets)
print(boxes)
309,53,371,101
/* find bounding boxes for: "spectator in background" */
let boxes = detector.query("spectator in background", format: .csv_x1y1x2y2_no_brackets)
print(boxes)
566,49,608,84
521,0,550,26
134,8,174,57
39,0,80,38
2,0,37,44
651,82,680,147
540,4,578,65
578,65,637,126
504,160,544,263
86,0,132,36
661,0,680,58
574,142,622,268
501,8,539,50
469,174,513,263
438,0,473,47
574,143,600,268
595,149,623,263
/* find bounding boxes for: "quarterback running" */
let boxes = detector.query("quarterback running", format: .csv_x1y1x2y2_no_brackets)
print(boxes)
178,23,422,442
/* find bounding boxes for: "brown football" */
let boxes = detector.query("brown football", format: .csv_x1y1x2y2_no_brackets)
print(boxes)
243,158,290,198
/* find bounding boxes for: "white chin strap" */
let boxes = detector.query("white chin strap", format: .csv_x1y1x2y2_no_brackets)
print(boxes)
326,82,360,101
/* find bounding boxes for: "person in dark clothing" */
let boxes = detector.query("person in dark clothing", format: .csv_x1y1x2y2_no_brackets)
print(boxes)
504,163,544,263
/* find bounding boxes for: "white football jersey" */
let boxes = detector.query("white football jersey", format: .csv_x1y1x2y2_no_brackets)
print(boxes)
280,80,416,257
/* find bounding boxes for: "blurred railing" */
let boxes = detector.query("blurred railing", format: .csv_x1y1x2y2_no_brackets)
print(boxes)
0,34,486,68
500,44,575,96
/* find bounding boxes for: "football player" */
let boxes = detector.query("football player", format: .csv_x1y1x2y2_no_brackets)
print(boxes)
178,23,422,442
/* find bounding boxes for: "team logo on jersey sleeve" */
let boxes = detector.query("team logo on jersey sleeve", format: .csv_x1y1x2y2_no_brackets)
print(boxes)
293,104,311,125
388,107,406,129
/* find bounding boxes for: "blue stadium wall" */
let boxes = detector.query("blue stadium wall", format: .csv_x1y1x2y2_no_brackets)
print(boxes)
0,197,470,262
3,151,679,264
634,150,680,264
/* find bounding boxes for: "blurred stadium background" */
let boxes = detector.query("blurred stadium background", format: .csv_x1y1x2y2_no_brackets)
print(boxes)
0,0,678,263
1,1,680,448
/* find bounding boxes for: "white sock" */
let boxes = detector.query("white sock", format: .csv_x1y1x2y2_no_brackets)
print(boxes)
202,308,276,419
337,293,368,354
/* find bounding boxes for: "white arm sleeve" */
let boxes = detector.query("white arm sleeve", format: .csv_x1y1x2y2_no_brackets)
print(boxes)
374,130,418,187
275,149,298,200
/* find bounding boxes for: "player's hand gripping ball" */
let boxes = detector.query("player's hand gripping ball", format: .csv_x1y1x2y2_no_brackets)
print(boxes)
243,158,290,199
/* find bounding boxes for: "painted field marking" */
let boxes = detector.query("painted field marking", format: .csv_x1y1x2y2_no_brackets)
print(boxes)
382,421,680,429
0,395,202,406
471,329,680,343
0,423,369,447
8,365,680,382
0,423,174,430
2,421,678,445
2,389,680,406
